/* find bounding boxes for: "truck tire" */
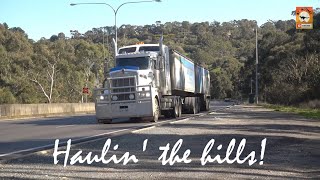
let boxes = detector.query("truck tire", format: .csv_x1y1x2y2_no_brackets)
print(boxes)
97,118,112,124
196,97,201,113
178,99,182,117
191,97,201,114
184,97,197,114
172,98,182,118
183,97,189,113
191,97,197,114
151,98,160,122
200,96,207,111
205,98,210,111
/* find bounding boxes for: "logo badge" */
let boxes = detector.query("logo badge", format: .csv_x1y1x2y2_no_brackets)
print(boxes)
296,7,313,29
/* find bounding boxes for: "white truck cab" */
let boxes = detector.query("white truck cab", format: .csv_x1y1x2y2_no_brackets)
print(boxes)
95,44,164,123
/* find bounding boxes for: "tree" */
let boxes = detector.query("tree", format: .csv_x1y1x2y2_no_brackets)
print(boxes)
73,40,104,102
50,35,59,42
1,17,319,105
29,41,58,103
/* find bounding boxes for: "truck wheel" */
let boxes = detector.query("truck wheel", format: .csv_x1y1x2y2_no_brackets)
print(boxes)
200,96,205,111
205,99,210,111
191,97,197,114
178,100,182,117
174,99,179,117
151,98,159,122
184,97,196,114
190,97,201,114
172,98,182,118
183,97,189,113
197,97,201,113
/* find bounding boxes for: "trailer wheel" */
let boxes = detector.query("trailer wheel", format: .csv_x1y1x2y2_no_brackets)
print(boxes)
184,97,196,114
191,97,201,114
150,98,159,122
197,97,201,113
183,97,190,113
178,99,182,117
194,97,198,113
205,98,210,111
171,97,181,118
191,97,197,114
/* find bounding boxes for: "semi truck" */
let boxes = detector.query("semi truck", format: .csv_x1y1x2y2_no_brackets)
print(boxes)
95,41,210,123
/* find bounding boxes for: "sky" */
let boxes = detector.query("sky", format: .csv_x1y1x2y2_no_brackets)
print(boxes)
0,0,319,41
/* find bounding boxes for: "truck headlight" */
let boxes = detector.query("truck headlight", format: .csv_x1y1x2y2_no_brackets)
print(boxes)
139,92,145,98
146,92,150,97
129,94,135,100
112,95,118,101
99,95,109,101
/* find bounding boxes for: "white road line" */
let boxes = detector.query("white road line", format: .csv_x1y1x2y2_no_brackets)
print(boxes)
0,106,231,159
67,128,131,143
55,125,76,128
0,128,130,158
170,118,190,124
131,126,155,133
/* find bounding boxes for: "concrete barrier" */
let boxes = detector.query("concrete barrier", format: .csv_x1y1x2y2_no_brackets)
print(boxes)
0,103,95,119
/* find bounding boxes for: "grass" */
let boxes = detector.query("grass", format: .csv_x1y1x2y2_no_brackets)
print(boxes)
263,104,320,119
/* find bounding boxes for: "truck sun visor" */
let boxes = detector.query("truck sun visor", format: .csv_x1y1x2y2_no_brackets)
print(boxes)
110,66,140,72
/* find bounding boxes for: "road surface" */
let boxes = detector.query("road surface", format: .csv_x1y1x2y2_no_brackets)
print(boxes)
1,102,319,179
0,101,231,160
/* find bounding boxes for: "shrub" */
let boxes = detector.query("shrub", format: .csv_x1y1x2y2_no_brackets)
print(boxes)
0,87,16,104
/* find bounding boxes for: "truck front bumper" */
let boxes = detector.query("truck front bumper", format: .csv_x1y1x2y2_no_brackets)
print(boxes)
95,100,153,119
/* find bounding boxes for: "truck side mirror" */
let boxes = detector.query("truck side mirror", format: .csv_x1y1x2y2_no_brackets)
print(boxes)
158,56,164,70
151,60,156,69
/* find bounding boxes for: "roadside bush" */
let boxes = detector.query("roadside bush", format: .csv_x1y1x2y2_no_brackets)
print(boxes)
265,83,307,105
299,99,320,109
0,87,16,104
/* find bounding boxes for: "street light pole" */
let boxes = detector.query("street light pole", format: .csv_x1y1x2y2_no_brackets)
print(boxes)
70,0,161,48
255,24,259,104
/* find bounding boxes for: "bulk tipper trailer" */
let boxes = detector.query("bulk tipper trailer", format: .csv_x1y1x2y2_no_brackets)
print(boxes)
95,42,210,123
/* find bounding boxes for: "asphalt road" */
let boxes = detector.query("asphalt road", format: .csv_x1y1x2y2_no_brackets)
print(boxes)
0,101,232,160
0,102,319,179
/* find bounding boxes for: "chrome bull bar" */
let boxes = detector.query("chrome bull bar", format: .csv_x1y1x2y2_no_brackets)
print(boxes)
95,76,152,104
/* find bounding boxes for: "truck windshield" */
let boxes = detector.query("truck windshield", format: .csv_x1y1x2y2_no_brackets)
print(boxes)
116,57,150,70
118,47,136,54
139,46,159,52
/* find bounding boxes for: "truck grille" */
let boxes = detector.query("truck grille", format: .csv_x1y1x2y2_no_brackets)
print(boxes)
111,78,135,87
110,77,136,101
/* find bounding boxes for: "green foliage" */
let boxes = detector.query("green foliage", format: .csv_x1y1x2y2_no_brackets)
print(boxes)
0,23,106,104
263,104,320,119
0,16,319,104
0,87,16,104
240,12,320,105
